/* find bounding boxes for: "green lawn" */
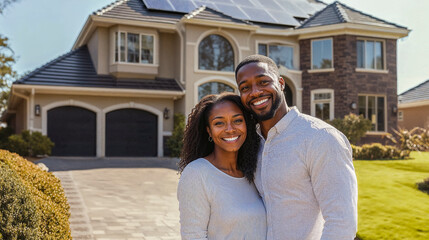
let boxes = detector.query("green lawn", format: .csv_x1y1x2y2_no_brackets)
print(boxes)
354,151,429,240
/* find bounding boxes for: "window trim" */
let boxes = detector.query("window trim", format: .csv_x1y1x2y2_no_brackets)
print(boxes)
358,94,388,133
256,40,298,70
195,32,237,73
310,88,335,120
310,37,334,71
113,31,158,66
356,38,387,72
193,76,237,105
398,110,403,122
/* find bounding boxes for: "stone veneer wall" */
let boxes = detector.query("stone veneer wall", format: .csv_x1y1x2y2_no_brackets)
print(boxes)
300,35,398,141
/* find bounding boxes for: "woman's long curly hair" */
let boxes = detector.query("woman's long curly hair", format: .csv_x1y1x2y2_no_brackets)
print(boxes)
178,92,260,182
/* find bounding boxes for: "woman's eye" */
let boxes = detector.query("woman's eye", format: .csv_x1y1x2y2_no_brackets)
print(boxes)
214,122,224,126
234,119,244,124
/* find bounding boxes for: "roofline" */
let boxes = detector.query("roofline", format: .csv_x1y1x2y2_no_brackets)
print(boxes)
73,15,178,49
294,22,410,40
398,79,429,96
399,99,429,109
11,84,185,99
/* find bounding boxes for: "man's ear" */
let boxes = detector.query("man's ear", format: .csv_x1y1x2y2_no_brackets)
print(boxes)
278,77,285,91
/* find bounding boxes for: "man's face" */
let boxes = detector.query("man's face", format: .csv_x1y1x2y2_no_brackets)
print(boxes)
236,62,285,121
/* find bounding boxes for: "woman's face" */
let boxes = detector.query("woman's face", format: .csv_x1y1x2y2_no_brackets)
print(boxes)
206,101,247,153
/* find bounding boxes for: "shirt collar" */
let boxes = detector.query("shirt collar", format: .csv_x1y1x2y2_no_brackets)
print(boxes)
255,106,300,138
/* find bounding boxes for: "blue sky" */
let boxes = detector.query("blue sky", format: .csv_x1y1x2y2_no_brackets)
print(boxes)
1,0,428,94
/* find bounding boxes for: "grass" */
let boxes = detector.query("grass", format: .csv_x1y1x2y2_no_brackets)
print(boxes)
354,151,429,240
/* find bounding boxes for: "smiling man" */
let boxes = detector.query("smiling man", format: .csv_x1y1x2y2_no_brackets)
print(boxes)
235,55,358,240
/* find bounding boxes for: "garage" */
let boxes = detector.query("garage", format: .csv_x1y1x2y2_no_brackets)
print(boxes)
105,108,157,157
47,106,97,156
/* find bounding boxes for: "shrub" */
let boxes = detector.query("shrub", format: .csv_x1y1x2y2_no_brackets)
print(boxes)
327,113,372,144
0,162,43,240
351,143,405,160
0,150,71,239
417,177,429,194
167,113,185,157
386,127,428,152
4,130,54,157
0,127,13,148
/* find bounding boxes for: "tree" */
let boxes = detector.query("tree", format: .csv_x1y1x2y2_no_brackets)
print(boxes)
0,35,16,114
0,0,19,14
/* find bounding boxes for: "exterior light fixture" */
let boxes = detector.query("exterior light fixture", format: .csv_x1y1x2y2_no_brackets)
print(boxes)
35,104,41,116
392,105,398,114
350,102,357,110
163,107,170,119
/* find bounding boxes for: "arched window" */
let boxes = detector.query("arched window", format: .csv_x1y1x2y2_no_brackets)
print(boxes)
199,34,234,72
198,82,234,100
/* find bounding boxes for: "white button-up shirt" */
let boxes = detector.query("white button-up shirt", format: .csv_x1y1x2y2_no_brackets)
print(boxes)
255,107,358,240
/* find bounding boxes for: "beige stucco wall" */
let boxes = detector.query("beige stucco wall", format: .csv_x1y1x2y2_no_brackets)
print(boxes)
14,100,27,134
182,23,302,115
398,106,429,129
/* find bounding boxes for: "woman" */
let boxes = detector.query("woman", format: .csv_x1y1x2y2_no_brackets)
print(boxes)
177,92,266,240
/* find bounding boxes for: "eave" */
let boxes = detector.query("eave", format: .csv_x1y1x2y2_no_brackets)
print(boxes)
294,22,410,40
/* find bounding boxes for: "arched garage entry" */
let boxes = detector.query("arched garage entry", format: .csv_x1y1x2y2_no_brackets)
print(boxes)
48,106,96,156
105,108,157,157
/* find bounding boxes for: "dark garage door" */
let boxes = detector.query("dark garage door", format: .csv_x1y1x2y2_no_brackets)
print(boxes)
48,106,96,156
105,108,157,157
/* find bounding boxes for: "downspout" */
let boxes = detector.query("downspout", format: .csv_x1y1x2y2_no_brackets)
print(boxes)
11,88,30,132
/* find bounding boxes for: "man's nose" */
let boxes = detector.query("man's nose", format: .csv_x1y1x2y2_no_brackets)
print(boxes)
249,86,263,98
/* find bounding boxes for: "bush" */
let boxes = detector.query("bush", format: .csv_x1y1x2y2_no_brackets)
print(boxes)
0,127,13,148
327,113,372,144
386,127,429,152
0,162,43,240
352,143,406,160
4,130,54,157
167,113,185,157
0,150,71,239
417,177,429,194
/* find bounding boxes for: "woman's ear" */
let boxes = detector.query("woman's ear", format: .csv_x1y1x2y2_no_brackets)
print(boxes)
206,126,211,137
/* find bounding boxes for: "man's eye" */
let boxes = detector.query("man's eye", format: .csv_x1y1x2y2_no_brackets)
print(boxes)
240,86,249,92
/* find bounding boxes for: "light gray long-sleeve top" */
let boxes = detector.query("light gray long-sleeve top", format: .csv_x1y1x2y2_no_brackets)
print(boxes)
255,107,358,240
177,158,267,240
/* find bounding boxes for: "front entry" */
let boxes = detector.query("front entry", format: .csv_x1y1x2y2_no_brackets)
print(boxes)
284,83,293,106
105,108,157,157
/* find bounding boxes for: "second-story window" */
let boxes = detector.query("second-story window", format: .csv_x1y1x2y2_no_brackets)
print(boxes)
199,34,234,72
115,32,154,64
357,39,384,70
311,38,333,69
258,43,294,69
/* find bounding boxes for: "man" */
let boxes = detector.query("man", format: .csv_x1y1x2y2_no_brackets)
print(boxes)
235,55,358,240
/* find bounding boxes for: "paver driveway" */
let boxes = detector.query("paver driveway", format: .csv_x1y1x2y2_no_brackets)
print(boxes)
37,157,181,240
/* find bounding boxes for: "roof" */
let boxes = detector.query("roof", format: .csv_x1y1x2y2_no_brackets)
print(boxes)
94,0,326,27
299,1,407,29
94,0,183,24
398,80,429,104
14,46,183,92
183,6,251,25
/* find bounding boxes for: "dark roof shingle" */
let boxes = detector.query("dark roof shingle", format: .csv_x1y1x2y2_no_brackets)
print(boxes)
299,1,407,29
15,46,183,92
399,80,429,104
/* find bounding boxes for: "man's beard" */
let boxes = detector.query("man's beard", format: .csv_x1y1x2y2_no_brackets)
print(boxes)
252,94,281,121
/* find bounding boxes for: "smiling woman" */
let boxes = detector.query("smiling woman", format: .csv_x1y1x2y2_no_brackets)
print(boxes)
177,92,266,240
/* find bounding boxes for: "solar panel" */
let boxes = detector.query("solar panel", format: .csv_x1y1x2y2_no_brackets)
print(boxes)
142,0,320,26
143,0,174,11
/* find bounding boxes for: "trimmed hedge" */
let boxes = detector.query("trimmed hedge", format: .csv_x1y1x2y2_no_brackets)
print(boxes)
166,113,185,157
4,130,54,157
0,162,42,240
352,143,408,160
0,150,71,239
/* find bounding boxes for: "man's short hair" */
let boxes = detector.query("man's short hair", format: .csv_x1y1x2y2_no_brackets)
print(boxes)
235,54,280,79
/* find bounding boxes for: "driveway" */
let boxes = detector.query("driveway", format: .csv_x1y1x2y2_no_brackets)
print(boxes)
36,157,181,240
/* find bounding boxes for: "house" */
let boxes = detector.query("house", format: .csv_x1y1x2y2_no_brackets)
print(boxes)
2,0,409,157
398,79,429,130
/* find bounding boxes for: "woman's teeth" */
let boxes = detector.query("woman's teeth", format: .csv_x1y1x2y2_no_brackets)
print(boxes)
223,136,239,141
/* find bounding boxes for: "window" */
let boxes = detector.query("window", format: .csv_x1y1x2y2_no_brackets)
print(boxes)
357,39,384,70
398,110,403,121
311,89,334,121
199,35,234,72
358,95,386,131
115,32,154,64
198,82,234,101
258,43,294,69
312,38,333,69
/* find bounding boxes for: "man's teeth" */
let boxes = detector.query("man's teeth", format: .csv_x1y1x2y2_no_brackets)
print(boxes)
253,98,268,106
223,136,239,141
